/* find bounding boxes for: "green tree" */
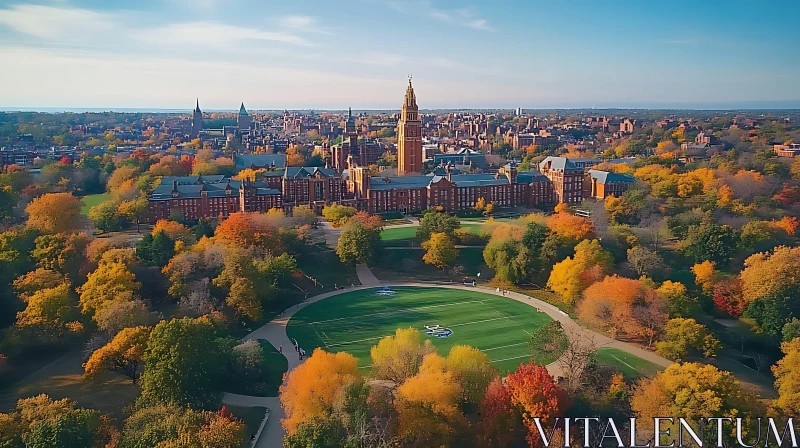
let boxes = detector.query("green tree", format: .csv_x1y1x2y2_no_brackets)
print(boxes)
284,415,348,448
139,317,231,410
680,223,738,265
483,238,530,284
135,231,174,267
336,222,381,265
321,204,356,227
88,200,124,233
117,197,149,233
416,209,460,242
22,410,98,448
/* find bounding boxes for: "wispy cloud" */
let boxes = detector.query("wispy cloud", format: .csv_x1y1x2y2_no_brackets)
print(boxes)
134,21,311,47
386,1,492,31
0,4,116,40
281,15,333,35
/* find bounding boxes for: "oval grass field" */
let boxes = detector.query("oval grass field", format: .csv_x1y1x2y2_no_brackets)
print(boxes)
286,286,560,373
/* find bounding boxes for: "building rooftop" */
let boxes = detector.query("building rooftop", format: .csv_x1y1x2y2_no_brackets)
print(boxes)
587,169,635,184
234,153,287,170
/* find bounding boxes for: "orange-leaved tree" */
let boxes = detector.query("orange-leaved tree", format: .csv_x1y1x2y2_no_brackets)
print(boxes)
279,348,361,435
25,192,82,234
476,378,521,448
546,239,612,305
84,325,152,383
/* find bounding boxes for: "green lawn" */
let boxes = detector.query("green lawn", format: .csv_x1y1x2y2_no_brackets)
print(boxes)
259,341,288,396
594,348,662,379
380,224,486,245
380,226,418,242
372,247,492,282
80,193,111,215
287,287,558,374
226,405,266,446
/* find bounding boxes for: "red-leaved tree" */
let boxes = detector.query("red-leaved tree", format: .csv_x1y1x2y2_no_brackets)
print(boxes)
476,378,520,448
506,362,569,448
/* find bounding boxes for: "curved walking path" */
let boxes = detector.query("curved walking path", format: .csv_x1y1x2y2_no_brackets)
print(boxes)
234,264,672,447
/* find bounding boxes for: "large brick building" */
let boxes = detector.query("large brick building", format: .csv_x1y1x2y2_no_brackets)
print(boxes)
346,163,554,214
148,175,282,223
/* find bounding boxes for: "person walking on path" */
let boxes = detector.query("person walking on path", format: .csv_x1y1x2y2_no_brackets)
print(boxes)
279,345,282,354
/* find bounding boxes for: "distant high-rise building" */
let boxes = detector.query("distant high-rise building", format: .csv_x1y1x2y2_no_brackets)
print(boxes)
397,78,422,176
237,102,252,129
516,107,523,116
191,99,203,138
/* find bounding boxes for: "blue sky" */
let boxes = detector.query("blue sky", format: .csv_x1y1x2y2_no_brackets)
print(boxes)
0,0,798,110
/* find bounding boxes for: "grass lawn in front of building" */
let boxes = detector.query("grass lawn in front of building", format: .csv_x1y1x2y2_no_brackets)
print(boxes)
80,193,112,215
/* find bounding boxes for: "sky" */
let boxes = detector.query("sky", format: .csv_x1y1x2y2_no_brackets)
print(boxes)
0,0,799,111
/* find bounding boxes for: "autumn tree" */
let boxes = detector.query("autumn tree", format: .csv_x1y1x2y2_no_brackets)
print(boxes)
631,363,758,447
135,231,174,267
117,197,149,232
578,275,668,345
77,254,140,316
739,246,800,304
84,326,151,383
1,395,116,448
395,353,466,447
213,212,282,251
139,317,230,410
445,345,498,405
321,204,357,227
119,404,244,448
712,278,746,317
88,200,124,233
505,361,568,448
476,378,521,448
13,268,65,300
280,348,361,435
547,212,594,240
32,233,90,282
657,280,698,318
152,219,193,242
773,337,800,416
547,239,613,304
483,232,532,284
422,232,457,268
370,327,435,384
691,260,720,294
25,192,82,233
16,282,83,342
654,318,720,360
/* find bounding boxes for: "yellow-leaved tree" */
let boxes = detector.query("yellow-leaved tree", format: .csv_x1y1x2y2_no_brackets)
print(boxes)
445,345,498,405
773,337,800,416
547,239,613,305
422,232,458,269
631,363,759,446
84,325,151,383
370,327,435,384
395,353,466,447
279,348,361,435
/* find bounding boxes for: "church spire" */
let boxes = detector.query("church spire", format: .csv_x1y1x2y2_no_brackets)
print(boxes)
195,98,201,112
239,102,248,116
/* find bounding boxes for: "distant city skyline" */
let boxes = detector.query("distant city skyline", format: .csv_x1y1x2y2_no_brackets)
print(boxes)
1,0,798,109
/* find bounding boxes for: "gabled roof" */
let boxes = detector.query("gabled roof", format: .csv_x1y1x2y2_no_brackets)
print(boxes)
539,156,584,173
588,169,634,184
516,170,549,183
234,154,287,170
283,167,339,179
239,103,248,116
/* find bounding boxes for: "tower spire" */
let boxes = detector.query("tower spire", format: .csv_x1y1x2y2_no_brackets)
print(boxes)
195,98,200,112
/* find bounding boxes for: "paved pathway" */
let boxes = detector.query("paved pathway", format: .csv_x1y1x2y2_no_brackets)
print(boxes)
238,265,673,447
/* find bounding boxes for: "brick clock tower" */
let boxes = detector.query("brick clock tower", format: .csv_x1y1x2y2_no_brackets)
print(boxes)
397,78,422,176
